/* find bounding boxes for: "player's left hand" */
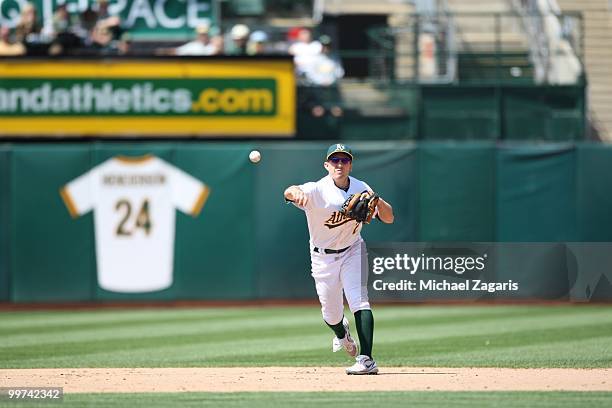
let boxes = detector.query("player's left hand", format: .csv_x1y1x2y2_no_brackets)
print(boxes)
340,190,379,224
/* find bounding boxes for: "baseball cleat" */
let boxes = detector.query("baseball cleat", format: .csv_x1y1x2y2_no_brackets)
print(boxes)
332,317,359,357
346,354,379,375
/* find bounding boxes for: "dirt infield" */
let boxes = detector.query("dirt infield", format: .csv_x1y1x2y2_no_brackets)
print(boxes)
1,368,610,393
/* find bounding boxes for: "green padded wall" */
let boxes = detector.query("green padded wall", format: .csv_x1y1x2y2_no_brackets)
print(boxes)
503,86,585,141
11,145,95,302
496,144,577,241
0,146,9,301
254,143,324,299
10,143,257,302
5,141,612,302
420,87,500,140
419,143,495,241
577,144,612,241
173,143,256,300
297,84,585,142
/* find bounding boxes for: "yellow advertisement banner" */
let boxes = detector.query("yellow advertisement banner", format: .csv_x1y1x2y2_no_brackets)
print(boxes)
0,58,295,137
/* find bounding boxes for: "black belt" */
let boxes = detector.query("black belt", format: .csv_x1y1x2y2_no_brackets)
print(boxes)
313,246,350,254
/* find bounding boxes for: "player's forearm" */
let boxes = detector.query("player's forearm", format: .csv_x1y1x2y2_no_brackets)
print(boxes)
284,185,308,206
284,185,301,201
377,198,394,224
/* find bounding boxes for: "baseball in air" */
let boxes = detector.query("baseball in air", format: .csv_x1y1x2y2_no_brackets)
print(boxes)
249,150,261,164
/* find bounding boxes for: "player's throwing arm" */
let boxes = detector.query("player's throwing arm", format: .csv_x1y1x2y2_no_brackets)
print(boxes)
284,185,309,207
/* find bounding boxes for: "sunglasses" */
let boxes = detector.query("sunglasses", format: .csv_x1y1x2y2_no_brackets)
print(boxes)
328,157,352,164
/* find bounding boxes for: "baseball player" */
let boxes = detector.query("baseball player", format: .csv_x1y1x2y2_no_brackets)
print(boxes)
284,144,394,374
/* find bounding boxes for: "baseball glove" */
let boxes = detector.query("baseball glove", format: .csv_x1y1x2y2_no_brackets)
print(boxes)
340,190,379,224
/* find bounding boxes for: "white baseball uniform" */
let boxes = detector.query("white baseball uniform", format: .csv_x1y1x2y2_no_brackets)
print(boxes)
293,174,374,324
61,155,209,293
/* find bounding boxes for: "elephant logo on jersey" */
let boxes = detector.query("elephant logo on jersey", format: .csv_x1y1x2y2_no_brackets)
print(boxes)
324,211,355,230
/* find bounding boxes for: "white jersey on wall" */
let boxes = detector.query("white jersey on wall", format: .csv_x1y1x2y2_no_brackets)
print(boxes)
61,155,209,293
297,175,373,250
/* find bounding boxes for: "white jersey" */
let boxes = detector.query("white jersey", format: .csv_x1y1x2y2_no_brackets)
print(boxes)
290,40,323,74
297,175,373,250
60,155,209,293
175,40,217,56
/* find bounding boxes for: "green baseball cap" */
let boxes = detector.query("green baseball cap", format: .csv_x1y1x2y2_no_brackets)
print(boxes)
326,143,353,160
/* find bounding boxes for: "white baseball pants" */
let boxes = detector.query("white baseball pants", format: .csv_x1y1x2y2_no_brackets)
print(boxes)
310,240,371,325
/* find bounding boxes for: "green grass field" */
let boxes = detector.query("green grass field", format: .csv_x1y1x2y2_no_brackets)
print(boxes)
0,392,610,408
1,305,611,368
3,391,609,408
1,305,611,407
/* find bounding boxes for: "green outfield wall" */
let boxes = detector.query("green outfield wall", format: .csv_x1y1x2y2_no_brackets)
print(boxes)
299,84,585,141
1,141,611,303
577,145,612,241
496,144,578,241
419,85,585,141
0,147,8,301
418,143,495,241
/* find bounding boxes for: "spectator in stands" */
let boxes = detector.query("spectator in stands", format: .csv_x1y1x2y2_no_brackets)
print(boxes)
117,32,132,55
287,27,302,43
94,0,122,40
247,30,268,55
301,35,344,86
209,26,224,55
74,8,96,47
14,3,42,44
289,28,322,76
52,4,70,34
91,25,115,53
226,24,250,55
80,6,98,35
174,24,216,56
0,26,26,56
49,4,82,55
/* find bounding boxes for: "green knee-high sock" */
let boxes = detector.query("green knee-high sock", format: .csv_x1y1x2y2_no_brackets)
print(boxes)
354,309,374,358
325,317,346,339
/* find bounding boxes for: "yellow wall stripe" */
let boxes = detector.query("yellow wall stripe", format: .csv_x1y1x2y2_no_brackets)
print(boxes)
0,118,293,136
0,60,293,78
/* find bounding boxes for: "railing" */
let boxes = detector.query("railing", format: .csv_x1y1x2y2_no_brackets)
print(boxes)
335,11,583,85
365,11,457,84
512,0,551,82
512,0,583,85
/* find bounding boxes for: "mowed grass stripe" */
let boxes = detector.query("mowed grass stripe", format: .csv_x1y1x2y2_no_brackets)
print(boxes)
0,304,479,332
0,307,308,331
1,306,610,350
1,304,590,330
3,305,610,342
374,325,612,366
407,336,612,368
0,310,612,353
0,311,330,347
10,333,612,368
1,307,612,368
181,323,612,367
1,305,591,348
30,392,612,408
2,306,610,352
